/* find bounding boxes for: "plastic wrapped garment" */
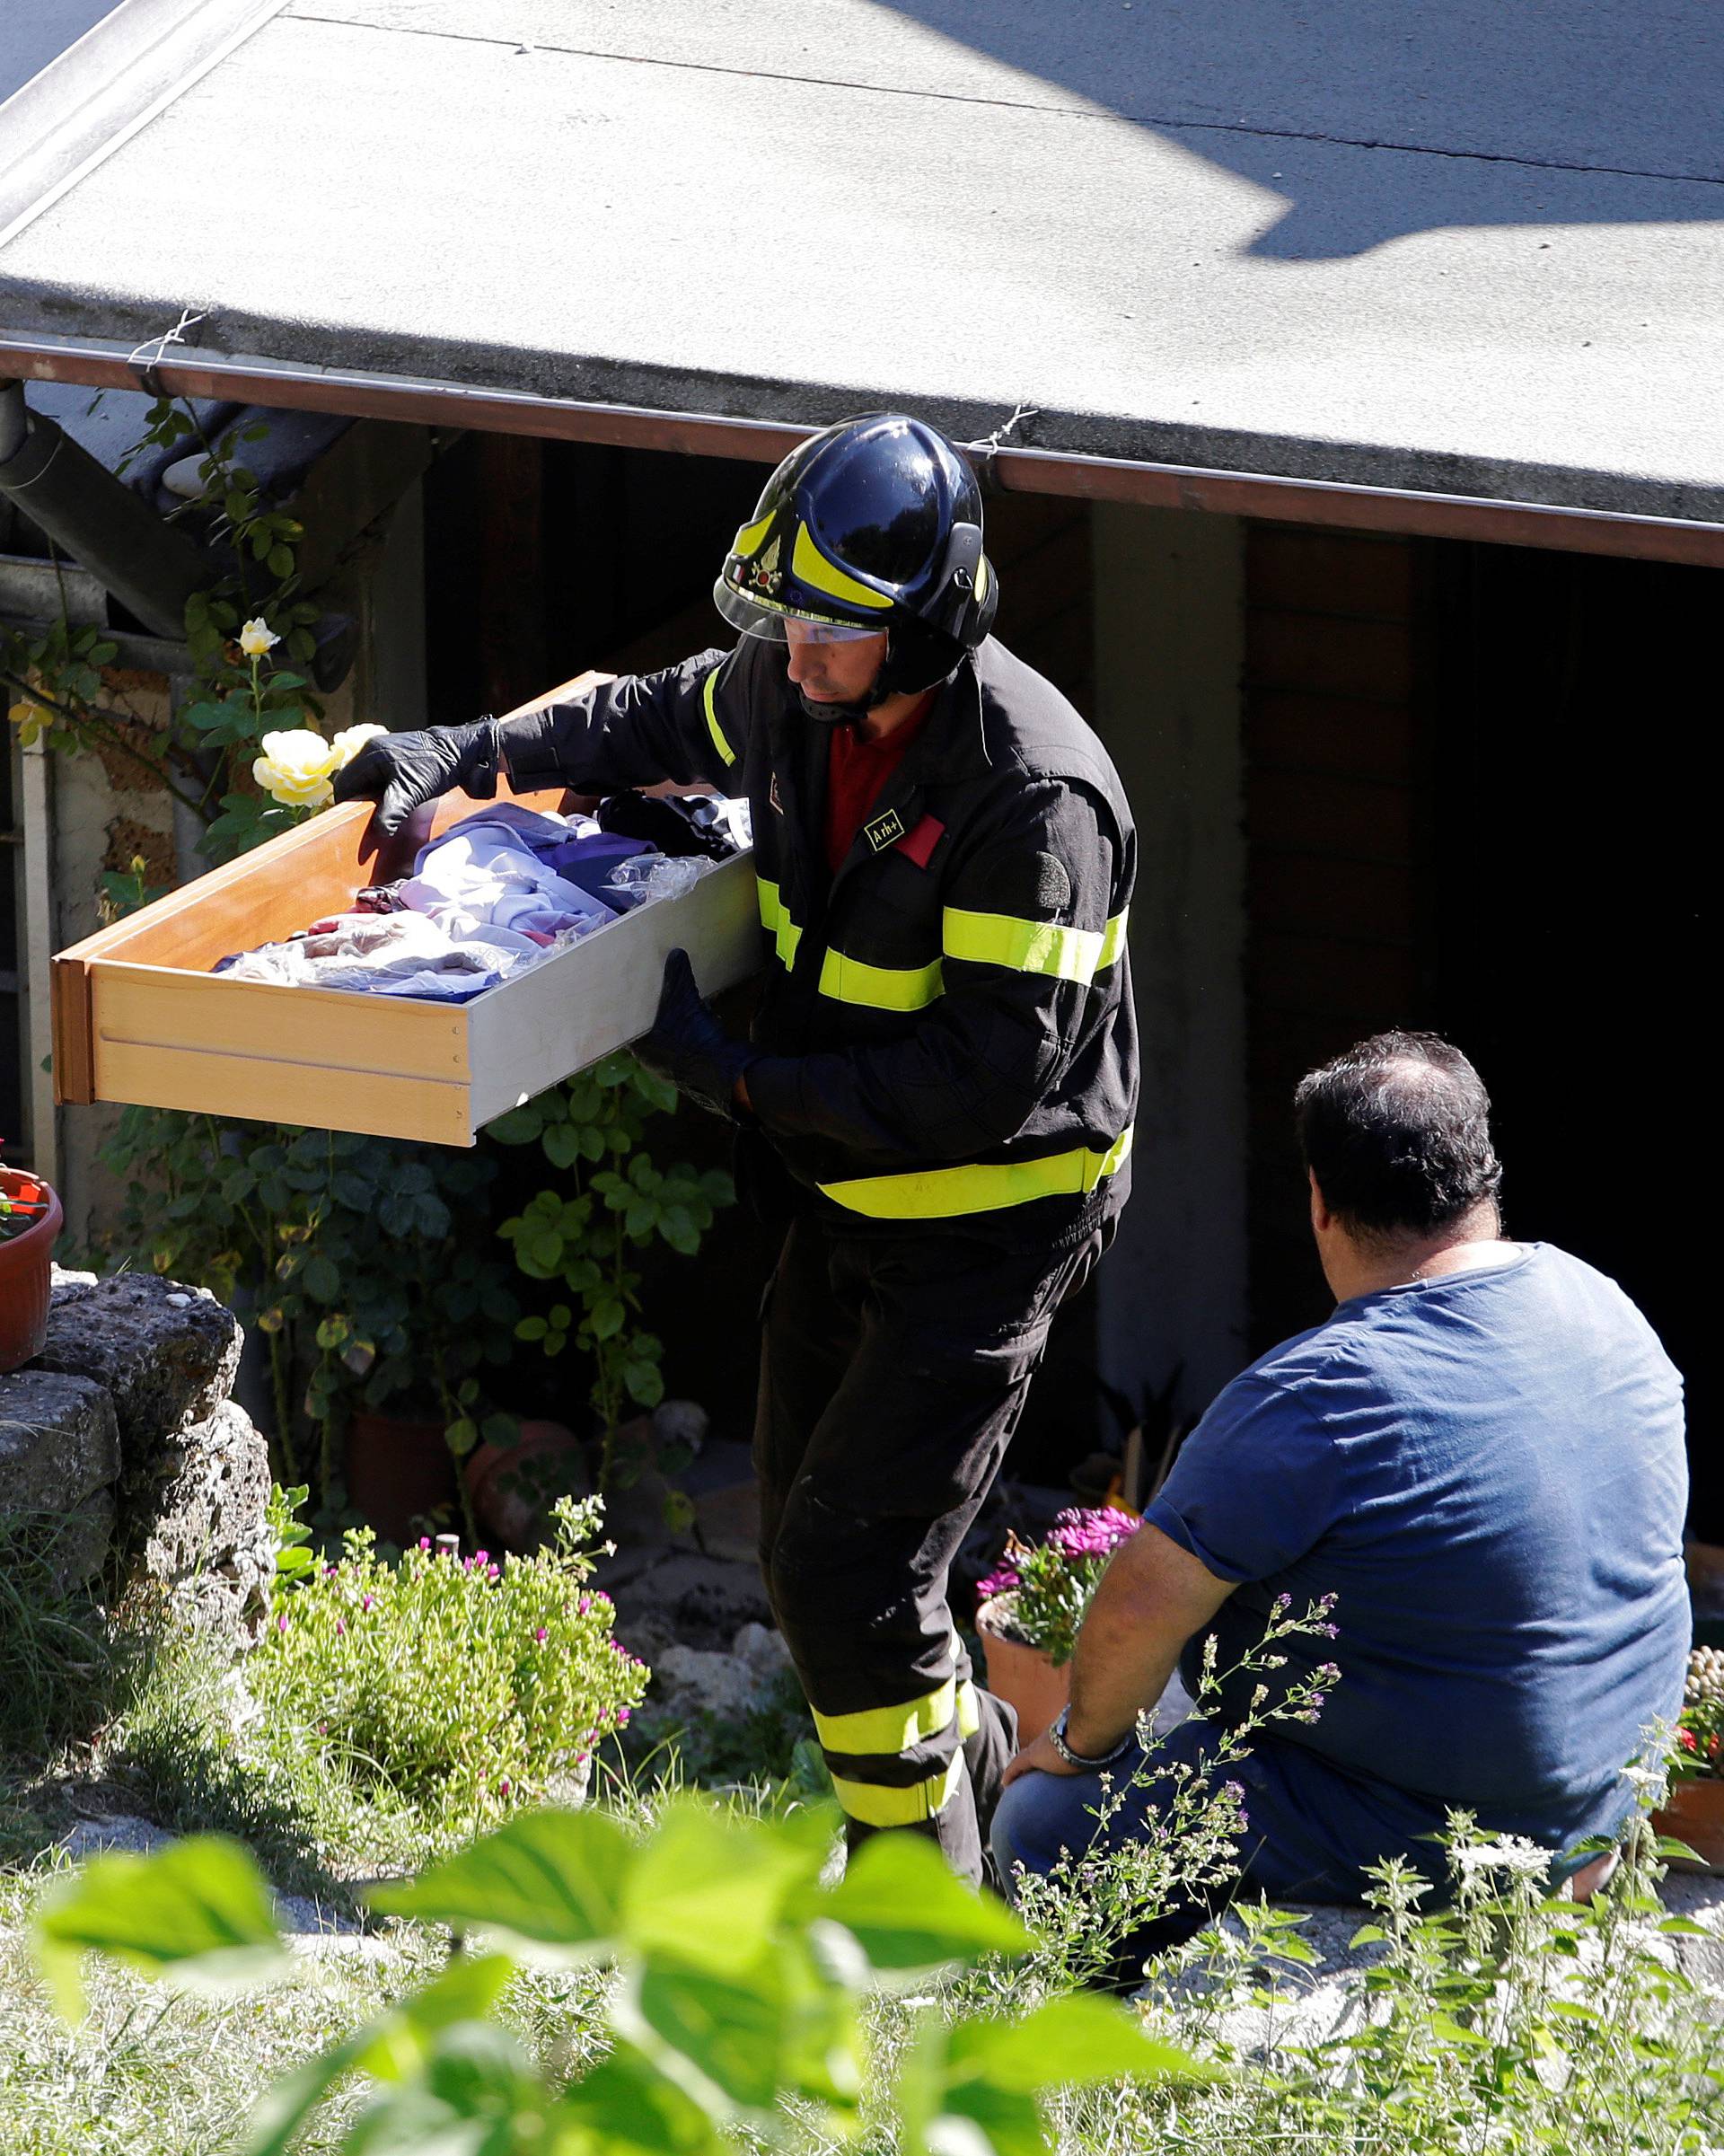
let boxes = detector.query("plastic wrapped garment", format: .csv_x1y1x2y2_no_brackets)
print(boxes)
215,910,550,1003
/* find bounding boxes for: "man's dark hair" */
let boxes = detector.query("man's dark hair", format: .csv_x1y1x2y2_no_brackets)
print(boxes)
1294,1031,1502,1239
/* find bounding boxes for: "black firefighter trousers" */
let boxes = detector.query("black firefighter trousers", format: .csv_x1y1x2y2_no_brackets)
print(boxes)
754,1214,1110,1883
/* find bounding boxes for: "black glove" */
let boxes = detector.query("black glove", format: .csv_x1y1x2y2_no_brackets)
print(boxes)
332,718,502,837
636,949,755,1121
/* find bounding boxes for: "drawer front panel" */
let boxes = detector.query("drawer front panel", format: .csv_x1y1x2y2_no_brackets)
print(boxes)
467,854,761,1129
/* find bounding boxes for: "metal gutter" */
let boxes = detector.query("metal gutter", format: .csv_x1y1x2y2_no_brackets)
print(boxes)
0,0,293,251
2,328,1720,570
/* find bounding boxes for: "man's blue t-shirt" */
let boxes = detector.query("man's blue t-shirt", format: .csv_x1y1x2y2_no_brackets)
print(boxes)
1146,1244,1688,1872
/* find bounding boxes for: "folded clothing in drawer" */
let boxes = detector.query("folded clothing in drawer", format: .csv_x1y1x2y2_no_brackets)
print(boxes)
215,793,751,1003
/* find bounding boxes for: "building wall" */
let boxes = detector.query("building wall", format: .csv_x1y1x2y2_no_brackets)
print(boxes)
1089,503,1249,1442
1242,524,1426,1349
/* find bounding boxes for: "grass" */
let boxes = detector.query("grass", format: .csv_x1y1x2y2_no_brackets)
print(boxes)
6,1536,1723,2156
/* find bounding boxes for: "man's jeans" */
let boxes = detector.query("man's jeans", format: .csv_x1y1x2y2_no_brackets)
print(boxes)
993,1712,1611,1990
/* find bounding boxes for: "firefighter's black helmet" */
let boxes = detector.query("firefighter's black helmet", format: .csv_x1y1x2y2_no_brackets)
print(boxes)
714,413,998,697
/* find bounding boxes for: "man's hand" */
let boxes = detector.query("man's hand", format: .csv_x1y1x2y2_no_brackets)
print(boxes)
332,719,501,837
637,948,755,1121
1001,1726,1086,1788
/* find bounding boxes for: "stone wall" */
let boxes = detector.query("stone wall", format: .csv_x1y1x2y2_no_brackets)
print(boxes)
0,1265,271,1646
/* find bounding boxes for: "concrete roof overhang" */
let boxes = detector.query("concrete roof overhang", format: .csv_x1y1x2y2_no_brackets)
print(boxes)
2,0,1722,566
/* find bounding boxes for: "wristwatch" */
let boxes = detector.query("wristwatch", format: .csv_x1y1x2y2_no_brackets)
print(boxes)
1047,1704,1134,1769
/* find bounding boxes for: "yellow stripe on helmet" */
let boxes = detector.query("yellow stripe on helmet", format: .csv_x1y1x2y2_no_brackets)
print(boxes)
791,522,893,612
729,511,776,562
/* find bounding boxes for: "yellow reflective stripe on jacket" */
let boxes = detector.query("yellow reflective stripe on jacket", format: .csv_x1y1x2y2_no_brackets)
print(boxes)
756,878,802,970
942,906,1130,986
818,1127,1134,1221
817,946,944,1013
831,1751,965,1828
701,668,735,770
813,1673,957,1756
956,1677,981,1740
814,910,1126,1014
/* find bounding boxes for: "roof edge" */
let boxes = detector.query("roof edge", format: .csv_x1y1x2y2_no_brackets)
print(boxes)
2,323,1720,569
0,0,291,250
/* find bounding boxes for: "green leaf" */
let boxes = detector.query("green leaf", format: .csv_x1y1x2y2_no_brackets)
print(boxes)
301,1253,341,1302
1348,1923,1389,1948
949,1994,1216,2091
34,1835,287,2020
620,1800,831,1978
445,1416,479,1456
555,2043,723,2156
542,1122,585,1170
247,1951,515,2156
623,1360,664,1409
590,1297,627,1341
813,1833,1030,1971
485,1105,542,1145
368,1808,634,1960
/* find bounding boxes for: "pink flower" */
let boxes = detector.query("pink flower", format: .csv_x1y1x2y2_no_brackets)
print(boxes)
276,1613,288,1633
418,1536,432,1550
335,1617,346,1635
475,1550,489,1565
533,1627,548,1642
361,1595,374,1612
617,1707,631,1726
576,1597,591,1615
497,1778,511,1797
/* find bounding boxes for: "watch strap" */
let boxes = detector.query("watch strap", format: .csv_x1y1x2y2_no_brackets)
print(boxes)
1049,1705,1132,1769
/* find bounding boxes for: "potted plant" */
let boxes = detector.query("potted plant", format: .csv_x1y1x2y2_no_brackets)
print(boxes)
0,1152,63,1374
1655,1647,1724,1867
974,1506,1140,1739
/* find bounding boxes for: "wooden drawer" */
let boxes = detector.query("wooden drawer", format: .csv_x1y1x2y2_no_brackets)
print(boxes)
51,678,761,1147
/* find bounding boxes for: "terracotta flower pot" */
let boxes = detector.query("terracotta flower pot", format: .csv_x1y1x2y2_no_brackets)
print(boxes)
345,1408,460,1544
976,1594,1070,1742
0,1164,63,1375
464,1419,589,1553
1654,1774,1724,1869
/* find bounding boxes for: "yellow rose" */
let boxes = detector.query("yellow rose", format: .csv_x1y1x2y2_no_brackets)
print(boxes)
331,722,389,768
239,617,279,658
254,727,341,808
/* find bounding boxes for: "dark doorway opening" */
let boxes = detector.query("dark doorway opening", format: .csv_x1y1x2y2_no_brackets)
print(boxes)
1245,526,1712,1527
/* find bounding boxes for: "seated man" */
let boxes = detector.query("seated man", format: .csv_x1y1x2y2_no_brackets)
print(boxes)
994,1030,1688,1956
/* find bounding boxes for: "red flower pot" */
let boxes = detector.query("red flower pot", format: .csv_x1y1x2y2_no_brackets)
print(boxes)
345,1409,459,1544
976,1595,1070,1743
1654,1775,1724,1869
464,1419,589,1553
0,1164,62,1375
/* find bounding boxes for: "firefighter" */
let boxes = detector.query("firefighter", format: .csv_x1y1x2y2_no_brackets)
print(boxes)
336,413,1139,1879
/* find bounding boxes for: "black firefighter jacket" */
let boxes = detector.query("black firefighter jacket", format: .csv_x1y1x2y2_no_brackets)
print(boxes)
500,635,1139,1248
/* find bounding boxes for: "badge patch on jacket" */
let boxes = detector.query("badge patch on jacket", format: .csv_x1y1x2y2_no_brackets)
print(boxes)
896,813,945,869
864,808,906,852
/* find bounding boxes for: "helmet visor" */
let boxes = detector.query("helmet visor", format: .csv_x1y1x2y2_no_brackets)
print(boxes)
713,578,885,645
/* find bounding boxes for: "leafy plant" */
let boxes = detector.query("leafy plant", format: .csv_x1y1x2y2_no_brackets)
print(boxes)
31,1795,1208,2154
1671,1645,1724,1780
0,1158,53,1243
101,1111,522,1509
251,1494,648,1833
0,1511,128,1760
3,399,329,865
490,1054,734,1492
976,1507,1142,1666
